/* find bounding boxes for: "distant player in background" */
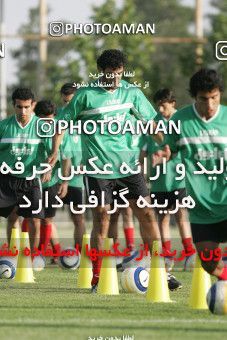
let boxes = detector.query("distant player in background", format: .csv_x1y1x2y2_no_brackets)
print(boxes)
141,88,194,276
152,69,227,281
34,99,70,256
57,83,86,252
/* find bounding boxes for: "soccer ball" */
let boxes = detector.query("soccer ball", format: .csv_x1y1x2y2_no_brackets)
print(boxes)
33,255,46,272
0,258,16,279
206,281,227,315
121,267,149,294
122,250,150,270
58,247,80,270
184,254,196,272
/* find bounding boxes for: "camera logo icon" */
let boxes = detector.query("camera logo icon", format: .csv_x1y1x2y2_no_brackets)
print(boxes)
215,41,227,61
36,118,56,138
49,22,64,37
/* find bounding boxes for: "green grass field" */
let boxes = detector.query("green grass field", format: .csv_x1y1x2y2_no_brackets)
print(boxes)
1,215,227,340
1,262,227,340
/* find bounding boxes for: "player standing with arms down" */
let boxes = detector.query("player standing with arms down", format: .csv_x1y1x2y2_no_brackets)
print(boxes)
34,99,71,256
48,50,164,292
153,69,227,281
0,88,50,250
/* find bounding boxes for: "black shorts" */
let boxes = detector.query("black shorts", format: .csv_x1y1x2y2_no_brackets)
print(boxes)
151,188,187,210
84,174,149,205
0,174,43,219
42,183,60,218
62,186,83,205
191,220,227,243
43,184,83,218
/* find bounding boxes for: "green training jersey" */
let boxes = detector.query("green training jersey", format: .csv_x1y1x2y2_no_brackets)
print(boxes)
57,107,84,188
146,112,185,192
130,123,147,159
41,128,60,189
42,122,82,189
0,114,50,178
61,131,84,188
165,104,227,224
62,80,157,179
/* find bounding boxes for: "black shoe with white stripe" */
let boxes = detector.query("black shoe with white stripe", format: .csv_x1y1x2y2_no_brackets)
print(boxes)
167,273,182,291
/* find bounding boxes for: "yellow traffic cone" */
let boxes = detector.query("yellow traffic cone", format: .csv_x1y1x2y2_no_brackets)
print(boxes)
9,227,20,252
146,240,172,302
14,232,35,283
189,254,211,309
77,234,92,288
97,238,119,295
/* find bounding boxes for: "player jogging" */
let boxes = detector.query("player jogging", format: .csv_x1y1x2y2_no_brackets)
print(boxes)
48,49,165,292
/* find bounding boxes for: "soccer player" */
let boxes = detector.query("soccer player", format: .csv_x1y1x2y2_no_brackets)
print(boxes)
0,88,49,250
34,99,70,256
141,88,194,276
57,83,86,251
48,49,164,292
108,206,135,252
152,69,227,281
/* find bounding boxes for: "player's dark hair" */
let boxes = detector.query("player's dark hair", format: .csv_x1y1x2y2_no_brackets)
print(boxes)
189,68,224,97
12,88,35,105
153,88,176,104
97,49,127,70
34,100,56,117
60,82,77,95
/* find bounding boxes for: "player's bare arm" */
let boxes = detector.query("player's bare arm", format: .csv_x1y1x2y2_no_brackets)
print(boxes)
151,145,171,167
48,130,65,167
58,158,71,198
